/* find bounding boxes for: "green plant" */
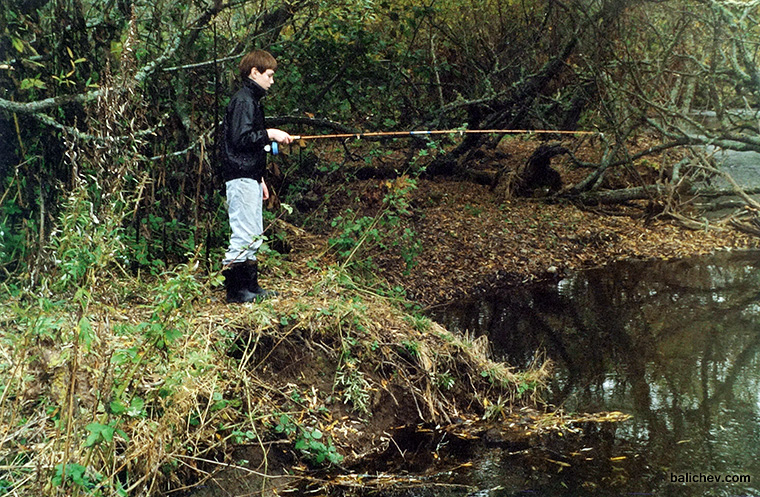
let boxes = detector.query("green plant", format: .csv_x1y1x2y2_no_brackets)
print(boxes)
135,263,204,352
482,396,510,421
401,339,420,358
51,462,128,496
232,429,257,444
274,413,298,437
480,367,499,384
335,361,371,414
273,414,342,466
289,389,303,403
85,420,128,447
407,138,445,175
403,313,432,333
434,370,456,391
329,210,379,267
108,395,148,418
49,185,126,294
515,373,540,399
328,176,422,274
294,427,343,466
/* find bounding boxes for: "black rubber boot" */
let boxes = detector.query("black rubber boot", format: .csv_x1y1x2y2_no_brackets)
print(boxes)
243,260,278,300
223,263,258,303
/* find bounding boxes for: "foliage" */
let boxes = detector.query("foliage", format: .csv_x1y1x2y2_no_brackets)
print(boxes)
295,426,343,466
51,463,115,495
4,0,760,281
48,182,126,294
0,0,610,282
274,414,343,466
328,174,422,274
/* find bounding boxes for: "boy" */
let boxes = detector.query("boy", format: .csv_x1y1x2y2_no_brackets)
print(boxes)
220,50,293,303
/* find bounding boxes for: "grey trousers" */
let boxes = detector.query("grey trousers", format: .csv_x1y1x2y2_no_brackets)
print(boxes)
223,178,264,265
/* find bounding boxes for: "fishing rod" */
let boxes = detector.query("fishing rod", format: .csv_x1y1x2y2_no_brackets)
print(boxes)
265,128,597,154
295,128,595,141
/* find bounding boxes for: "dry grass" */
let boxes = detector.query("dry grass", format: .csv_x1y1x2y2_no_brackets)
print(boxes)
0,231,551,496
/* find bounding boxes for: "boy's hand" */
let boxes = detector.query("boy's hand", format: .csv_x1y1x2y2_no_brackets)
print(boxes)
262,180,270,201
267,128,293,144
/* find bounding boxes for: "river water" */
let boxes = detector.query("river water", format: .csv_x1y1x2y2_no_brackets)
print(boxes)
190,251,760,497
426,250,760,497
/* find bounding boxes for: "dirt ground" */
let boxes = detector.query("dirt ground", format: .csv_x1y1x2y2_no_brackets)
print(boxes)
294,135,760,306
373,177,759,306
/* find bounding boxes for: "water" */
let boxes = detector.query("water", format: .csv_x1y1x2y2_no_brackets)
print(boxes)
428,250,760,496
695,145,760,215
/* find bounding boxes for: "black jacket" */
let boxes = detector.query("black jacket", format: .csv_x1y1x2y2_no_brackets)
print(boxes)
220,79,269,182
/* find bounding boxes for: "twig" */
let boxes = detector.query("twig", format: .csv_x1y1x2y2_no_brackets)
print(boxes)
172,454,295,479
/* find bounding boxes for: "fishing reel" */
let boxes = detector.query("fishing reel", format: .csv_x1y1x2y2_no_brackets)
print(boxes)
264,142,280,155
264,138,308,155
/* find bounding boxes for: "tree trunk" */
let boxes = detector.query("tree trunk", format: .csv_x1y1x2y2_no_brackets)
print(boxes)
510,144,568,197
425,33,581,179
574,185,670,204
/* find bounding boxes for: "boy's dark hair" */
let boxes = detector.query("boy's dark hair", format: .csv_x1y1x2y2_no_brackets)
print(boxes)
239,50,277,80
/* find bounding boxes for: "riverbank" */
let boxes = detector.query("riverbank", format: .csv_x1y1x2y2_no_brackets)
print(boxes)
370,177,760,306
2,172,758,496
0,220,555,496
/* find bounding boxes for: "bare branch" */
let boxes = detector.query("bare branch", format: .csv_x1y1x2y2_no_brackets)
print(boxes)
0,91,101,115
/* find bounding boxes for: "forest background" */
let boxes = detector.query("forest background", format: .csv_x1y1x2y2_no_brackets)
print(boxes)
4,0,760,281
3,0,760,495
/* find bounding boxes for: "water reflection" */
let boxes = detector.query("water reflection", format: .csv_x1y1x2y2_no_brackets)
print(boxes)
432,251,760,496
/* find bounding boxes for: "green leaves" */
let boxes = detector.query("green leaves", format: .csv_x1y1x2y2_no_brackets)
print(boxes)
11,37,24,53
294,427,343,466
19,77,46,91
84,420,127,447
273,415,342,466
78,316,94,350
52,463,95,489
52,462,127,496
274,413,297,437
327,176,422,275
